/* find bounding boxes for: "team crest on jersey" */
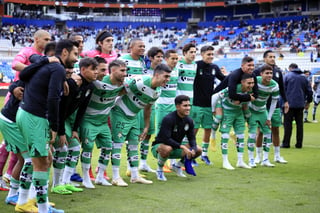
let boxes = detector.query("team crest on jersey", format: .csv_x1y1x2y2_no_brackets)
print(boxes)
184,123,189,131
275,72,279,78
212,69,216,75
85,90,91,97
118,132,123,139
154,92,159,98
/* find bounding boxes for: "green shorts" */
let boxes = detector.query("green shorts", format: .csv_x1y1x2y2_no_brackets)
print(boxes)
80,120,112,148
248,109,271,135
219,109,245,134
111,106,139,143
270,108,282,127
138,106,156,135
191,106,213,129
54,116,80,148
151,143,183,159
0,114,27,154
16,108,50,157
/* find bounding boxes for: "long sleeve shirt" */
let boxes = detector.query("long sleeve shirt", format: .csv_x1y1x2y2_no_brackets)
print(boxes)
193,60,225,107
214,68,258,102
152,111,197,151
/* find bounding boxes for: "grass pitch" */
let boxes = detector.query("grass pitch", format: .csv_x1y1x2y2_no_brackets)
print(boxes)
0,97,319,213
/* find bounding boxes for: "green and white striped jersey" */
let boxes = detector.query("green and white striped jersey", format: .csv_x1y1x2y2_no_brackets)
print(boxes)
156,67,178,112
83,75,124,125
116,75,161,117
176,58,197,101
73,55,83,74
119,54,147,76
249,76,279,112
219,84,250,110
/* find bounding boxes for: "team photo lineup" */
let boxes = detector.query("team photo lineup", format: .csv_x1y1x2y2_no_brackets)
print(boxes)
0,1,320,213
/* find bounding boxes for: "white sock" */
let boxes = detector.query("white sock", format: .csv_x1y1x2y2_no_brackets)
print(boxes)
256,147,262,158
112,166,120,180
170,159,177,167
53,168,63,186
140,159,146,166
17,188,29,205
274,146,280,158
96,163,106,180
81,163,91,184
237,152,243,162
263,151,269,161
62,166,74,184
8,179,19,197
222,154,229,163
37,202,48,213
248,150,254,161
157,166,163,171
28,184,36,200
131,167,138,180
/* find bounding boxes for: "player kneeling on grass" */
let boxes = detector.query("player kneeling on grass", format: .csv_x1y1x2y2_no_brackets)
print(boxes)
151,95,202,181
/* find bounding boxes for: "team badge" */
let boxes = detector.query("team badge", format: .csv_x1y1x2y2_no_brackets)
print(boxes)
85,90,91,97
275,72,279,78
184,123,189,131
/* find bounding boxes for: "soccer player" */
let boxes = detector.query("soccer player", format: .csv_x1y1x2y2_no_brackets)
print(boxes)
247,65,279,168
311,77,320,123
254,50,289,164
51,57,98,193
213,74,254,170
0,29,51,186
81,30,118,65
176,43,197,166
139,47,164,173
119,38,146,76
16,39,78,213
110,64,171,186
80,59,127,187
152,95,202,181
155,49,179,131
193,45,225,165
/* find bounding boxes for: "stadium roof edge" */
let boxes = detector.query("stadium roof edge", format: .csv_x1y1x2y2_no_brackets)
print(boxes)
3,0,226,9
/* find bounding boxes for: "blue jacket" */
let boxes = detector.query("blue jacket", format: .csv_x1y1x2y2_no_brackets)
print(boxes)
284,68,313,108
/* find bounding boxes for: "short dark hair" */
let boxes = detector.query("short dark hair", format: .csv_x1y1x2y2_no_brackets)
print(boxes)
164,49,177,58
260,64,273,73
200,45,214,53
241,56,254,65
55,39,79,57
153,64,172,76
241,73,254,81
175,95,190,105
289,63,298,69
182,43,196,55
79,57,98,70
108,59,127,74
147,47,164,58
44,41,56,56
263,50,273,58
94,56,106,64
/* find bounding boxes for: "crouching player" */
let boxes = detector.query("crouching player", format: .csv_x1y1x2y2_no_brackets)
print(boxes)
152,95,202,181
